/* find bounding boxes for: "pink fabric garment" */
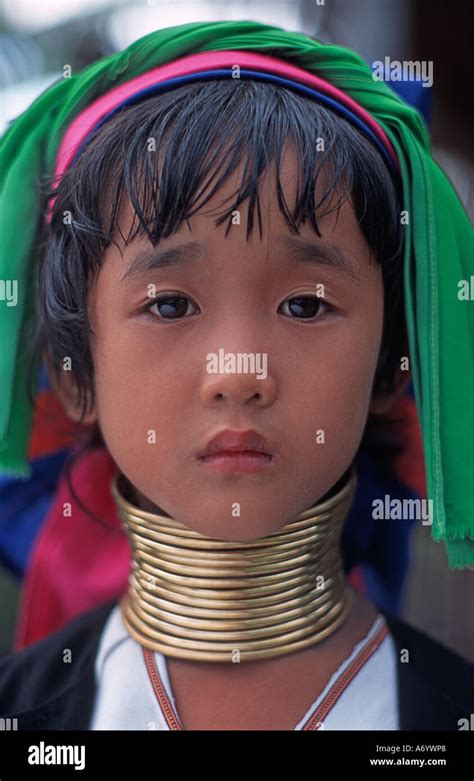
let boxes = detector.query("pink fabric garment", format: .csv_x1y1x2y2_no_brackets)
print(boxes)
48,49,399,218
13,448,129,650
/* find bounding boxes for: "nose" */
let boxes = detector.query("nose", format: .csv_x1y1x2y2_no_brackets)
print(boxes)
200,363,277,407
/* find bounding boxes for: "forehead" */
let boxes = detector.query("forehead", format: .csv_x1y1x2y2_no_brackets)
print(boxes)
109,143,372,280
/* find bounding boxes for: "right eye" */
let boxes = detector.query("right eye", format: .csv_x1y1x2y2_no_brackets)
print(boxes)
145,294,199,321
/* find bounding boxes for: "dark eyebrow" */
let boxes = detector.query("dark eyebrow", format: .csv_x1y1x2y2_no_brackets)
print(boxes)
276,235,361,282
120,241,206,282
121,235,361,282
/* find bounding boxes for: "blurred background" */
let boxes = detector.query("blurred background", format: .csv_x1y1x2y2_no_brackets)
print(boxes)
1,0,473,660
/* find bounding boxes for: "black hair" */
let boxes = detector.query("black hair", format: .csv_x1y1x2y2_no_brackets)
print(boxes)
27,77,408,521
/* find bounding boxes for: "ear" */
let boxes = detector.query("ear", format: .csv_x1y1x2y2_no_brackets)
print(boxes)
369,362,412,416
43,351,97,425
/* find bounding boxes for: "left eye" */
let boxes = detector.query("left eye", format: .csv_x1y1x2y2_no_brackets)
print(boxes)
279,296,332,319
147,295,198,320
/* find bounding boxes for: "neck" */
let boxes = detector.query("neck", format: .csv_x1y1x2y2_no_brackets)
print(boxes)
112,466,357,663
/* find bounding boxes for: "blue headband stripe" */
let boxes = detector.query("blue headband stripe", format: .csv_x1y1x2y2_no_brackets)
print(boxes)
71,68,399,180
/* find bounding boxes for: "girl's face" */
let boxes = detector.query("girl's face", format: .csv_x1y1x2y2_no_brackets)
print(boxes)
85,147,384,540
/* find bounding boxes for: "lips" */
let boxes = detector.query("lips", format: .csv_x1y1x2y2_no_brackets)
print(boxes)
198,429,276,459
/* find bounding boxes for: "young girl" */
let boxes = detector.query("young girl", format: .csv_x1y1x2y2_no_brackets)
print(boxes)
0,19,473,731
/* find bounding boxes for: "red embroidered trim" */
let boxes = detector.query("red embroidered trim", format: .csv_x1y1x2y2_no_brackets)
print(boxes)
303,621,389,730
143,618,389,731
143,648,183,730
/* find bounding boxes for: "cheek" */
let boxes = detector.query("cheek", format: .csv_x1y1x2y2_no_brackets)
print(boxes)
91,328,185,469
296,305,384,451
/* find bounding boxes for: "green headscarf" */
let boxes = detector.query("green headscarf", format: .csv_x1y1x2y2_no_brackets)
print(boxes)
1,20,473,567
